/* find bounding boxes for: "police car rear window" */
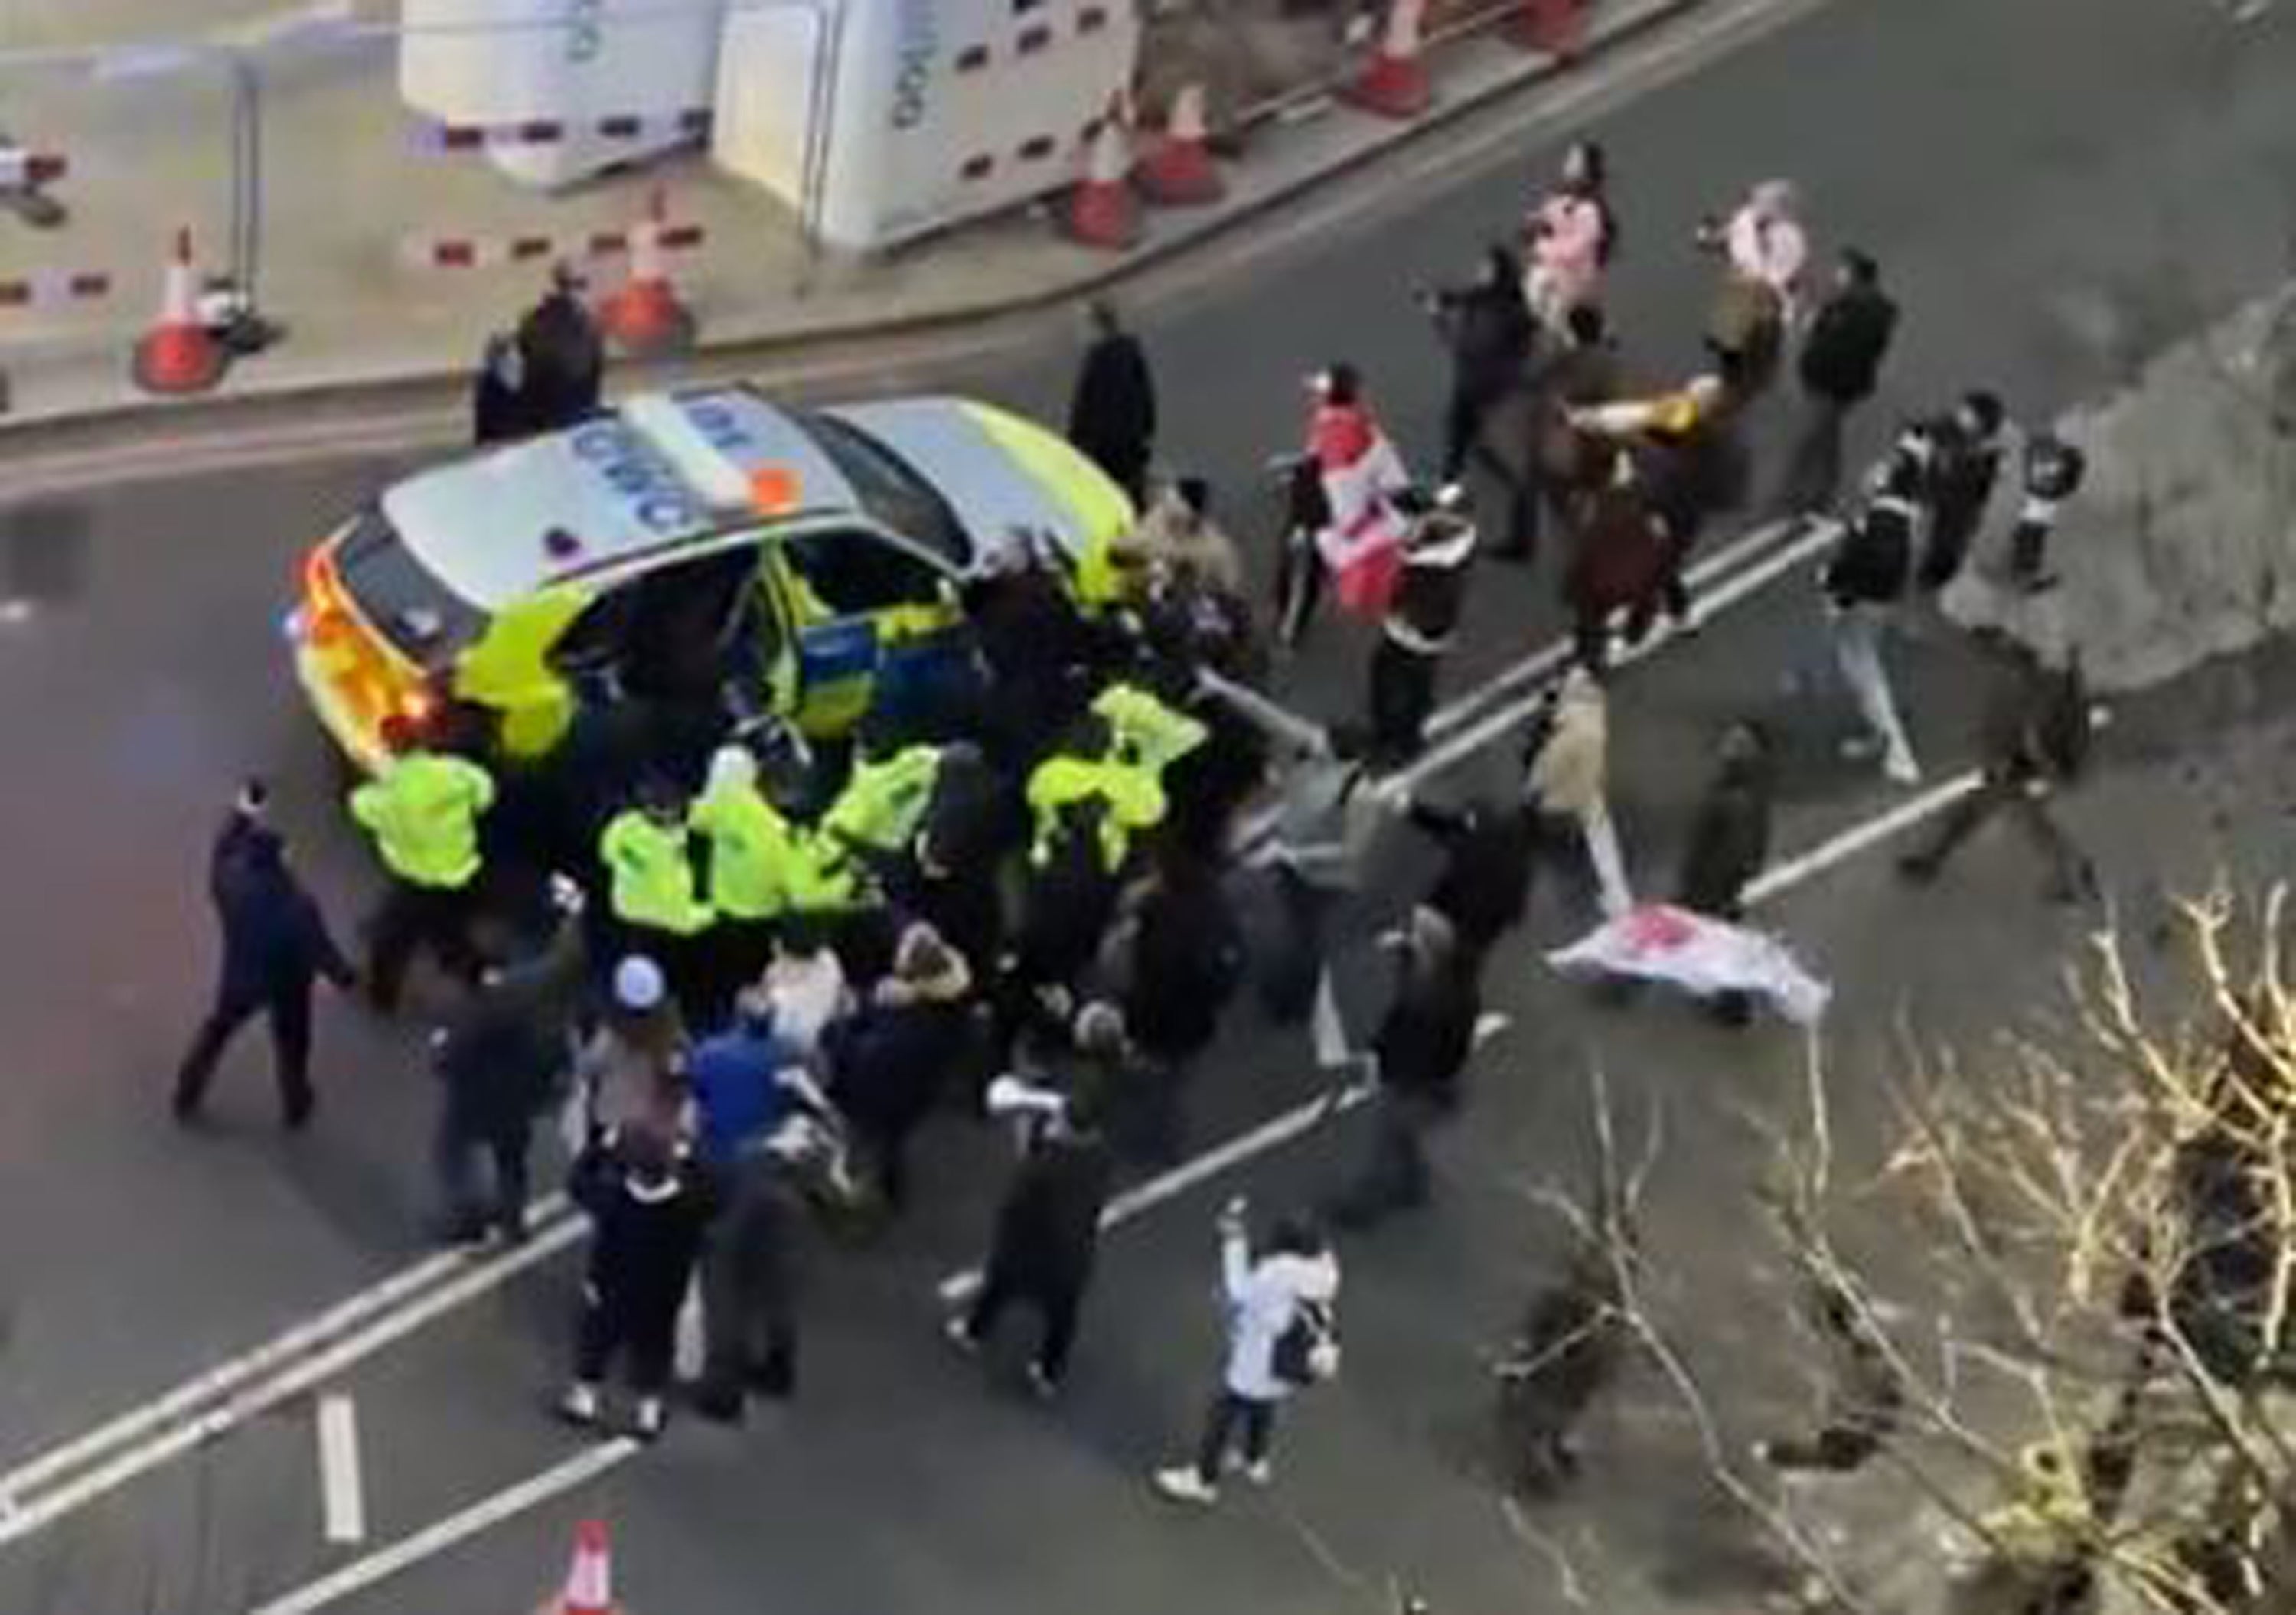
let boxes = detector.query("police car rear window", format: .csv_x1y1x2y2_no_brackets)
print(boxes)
797,412,969,566
335,508,486,663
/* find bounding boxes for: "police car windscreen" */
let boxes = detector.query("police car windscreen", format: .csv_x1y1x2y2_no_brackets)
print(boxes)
797,412,969,566
335,508,487,663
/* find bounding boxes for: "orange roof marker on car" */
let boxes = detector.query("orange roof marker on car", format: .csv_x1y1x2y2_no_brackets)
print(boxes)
750,465,801,516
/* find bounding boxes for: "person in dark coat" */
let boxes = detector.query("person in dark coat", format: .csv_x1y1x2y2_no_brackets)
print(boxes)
1366,484,1477,768
174,781,358,1129
829,922,974,1211
1423,244,1536,483
1114,847,1244,1161
693,1117,817,1420
1674,720,1774,1026
471,332,533,445
1505,302,1620,561
1777,249,1899,517
1897,629,2097,902
963,536,1101,771
947,1085,1117,1396
515,260,605,433
1329,906,1481,1228
1406,791,1538,975
559,1127,715,1440
1915,390,2007,592
429,905,584,1243
1065,299,1159,507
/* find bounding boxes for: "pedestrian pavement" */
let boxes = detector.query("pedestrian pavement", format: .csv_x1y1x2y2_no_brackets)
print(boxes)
0,0,1689,429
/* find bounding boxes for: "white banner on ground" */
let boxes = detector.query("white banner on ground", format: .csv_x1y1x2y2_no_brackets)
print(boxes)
1547,902,1831,1024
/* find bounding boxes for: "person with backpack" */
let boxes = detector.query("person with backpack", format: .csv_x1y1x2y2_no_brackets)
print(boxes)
1153,1199,1340,1506
1896,627,2098,902
2009,429,2087,592
1817,445,1926,785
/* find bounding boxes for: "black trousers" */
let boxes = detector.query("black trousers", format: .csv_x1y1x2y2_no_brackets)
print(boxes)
1274,526,1325,648
366,878,482,1013
1333,1088,1439,1227
1776,392,1852,517
1906,768,2088,892
699,1225,797,1404
432,1108,532,1238
965,1263,1088,1383
1368,639,1441,765
573,1288,678,1395
1193,1391,1277,1483
174,980,314,1120
1919,496,1985,591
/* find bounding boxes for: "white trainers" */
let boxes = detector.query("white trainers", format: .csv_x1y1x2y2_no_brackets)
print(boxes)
1153,1466,1219,1506
556,1382,601,1427
1241,1458,1274,1487
631,1396,667,1441
943,1314,980,1356
1883,748,1923,787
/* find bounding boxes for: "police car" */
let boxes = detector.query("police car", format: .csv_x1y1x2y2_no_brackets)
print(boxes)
290,384,1133,772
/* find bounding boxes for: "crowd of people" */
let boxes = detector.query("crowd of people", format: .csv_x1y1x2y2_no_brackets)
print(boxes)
175,143,2104,1495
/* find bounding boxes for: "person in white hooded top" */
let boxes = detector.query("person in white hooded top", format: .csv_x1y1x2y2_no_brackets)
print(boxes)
1153,1200,1340,1505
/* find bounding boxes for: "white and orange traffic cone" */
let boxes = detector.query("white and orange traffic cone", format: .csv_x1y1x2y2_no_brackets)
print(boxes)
596,187,696,358
130,227,227,396
1344,0,1433,121
1137,83,1225,207
1064,99,1140,251
1507,0,1586,58
540,1519,616,1615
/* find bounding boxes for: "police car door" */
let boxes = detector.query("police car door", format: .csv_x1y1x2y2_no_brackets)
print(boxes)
763,521,967,739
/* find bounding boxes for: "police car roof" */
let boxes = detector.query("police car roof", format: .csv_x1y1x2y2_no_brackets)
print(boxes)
381,386,860,612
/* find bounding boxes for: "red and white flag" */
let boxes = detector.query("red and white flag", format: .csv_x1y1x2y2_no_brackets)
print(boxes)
1547,902,1831,1024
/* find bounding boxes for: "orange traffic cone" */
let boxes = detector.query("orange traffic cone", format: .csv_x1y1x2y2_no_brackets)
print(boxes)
1344,0,1433,120
1137,83,1225,207
130,227,227,396
597,187,696,358
546,1519,615,1615
1507,0,1586,58
1064,100,1140,250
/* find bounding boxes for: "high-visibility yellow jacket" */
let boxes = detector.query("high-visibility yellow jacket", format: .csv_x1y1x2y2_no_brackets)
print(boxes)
784,827,865,915
599,810,713,937
349,750,494,889
1027,753,1164,871
688,777,798,922
821,744,944,858
1094,684,1208,778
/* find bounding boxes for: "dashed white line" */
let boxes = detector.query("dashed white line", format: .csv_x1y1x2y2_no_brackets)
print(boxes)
315,1395,366,1548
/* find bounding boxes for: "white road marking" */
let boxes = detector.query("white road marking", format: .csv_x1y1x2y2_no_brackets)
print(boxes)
0,1192,569,1510
315,1395,366,1547
246,1438,640,1615
1741,772,1980,905
0,1214,585,1547
1310,970,1351,1071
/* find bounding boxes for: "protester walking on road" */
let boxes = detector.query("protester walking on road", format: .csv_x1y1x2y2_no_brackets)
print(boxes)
1700,180,1807,393
1329,905,1482,1228
1111,847,1245,1162
1067,299,1159,508
1526,669,1632,917
1778,249,1899,518
1366,484,1477,767
560,1127,714,1441
1913,390,2007,592
1305,362,1413,625
1255,724,1378,1026
1423,245,1536,483
429,896,583,1242
1896,628,2098,902
351,736,494,1014
174,781,357,1129
1112,475,1245,598
1154,1199,1340,1505
1522,140,1616,336
1674,720,1775,1026
515,260,604,432
1506,302,1620,562
1817,449,1924,785
830,922,974,1212
947,1082,1117,1397
1407,788,1541,977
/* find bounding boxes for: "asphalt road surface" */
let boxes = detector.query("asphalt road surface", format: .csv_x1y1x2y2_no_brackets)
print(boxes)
3,0,2294,1609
